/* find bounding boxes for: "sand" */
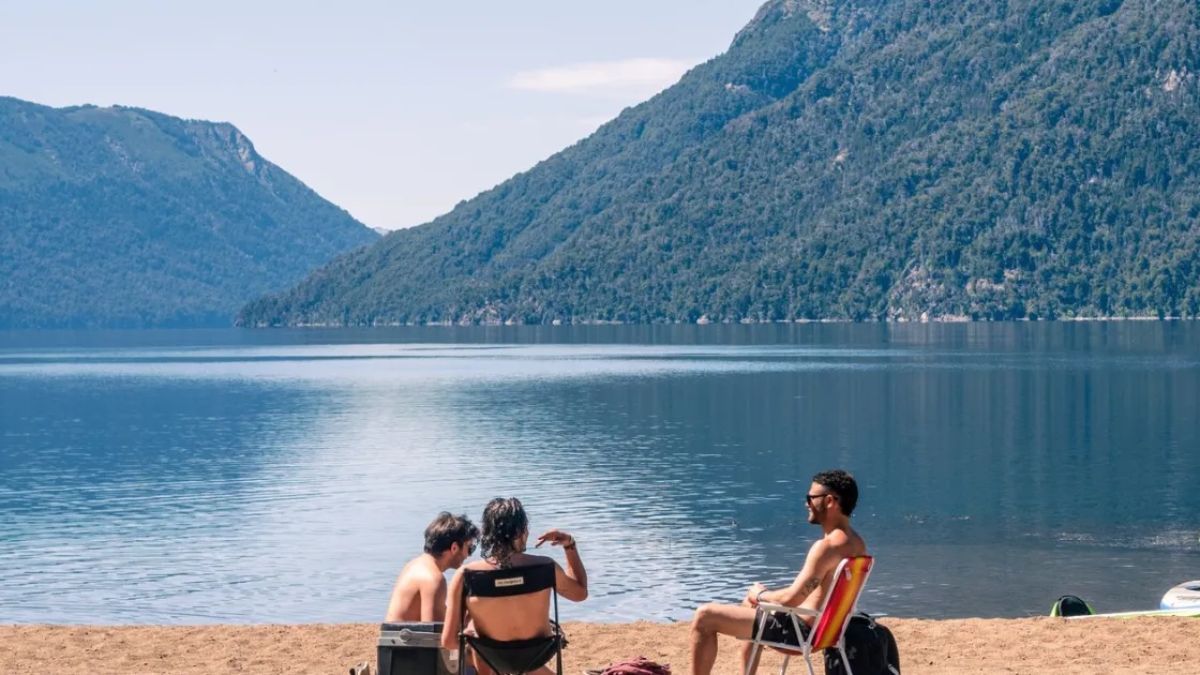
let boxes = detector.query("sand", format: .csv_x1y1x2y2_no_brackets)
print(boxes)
1,618,1197,674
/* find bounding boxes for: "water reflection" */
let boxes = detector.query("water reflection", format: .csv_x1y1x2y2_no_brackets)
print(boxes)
1,324,1198,623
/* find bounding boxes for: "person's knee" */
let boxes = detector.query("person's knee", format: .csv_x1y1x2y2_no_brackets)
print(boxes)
692,603,717,633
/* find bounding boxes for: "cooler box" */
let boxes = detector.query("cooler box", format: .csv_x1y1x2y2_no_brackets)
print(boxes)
377,622,455,675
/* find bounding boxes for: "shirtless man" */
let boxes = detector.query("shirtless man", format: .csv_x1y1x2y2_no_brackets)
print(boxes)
441,497,588,675
384,512,479,622
690,469,867,675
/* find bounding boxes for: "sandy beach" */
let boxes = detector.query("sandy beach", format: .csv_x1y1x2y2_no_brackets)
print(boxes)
2,618,1197,674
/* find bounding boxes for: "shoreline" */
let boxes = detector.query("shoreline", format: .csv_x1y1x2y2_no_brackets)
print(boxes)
278,315,1196,328
3,617,1197,674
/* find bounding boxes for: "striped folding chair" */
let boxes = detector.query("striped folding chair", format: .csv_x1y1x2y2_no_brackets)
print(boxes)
744,556,875,675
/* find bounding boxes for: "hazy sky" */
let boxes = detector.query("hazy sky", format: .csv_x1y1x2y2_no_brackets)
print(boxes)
1,1,765,230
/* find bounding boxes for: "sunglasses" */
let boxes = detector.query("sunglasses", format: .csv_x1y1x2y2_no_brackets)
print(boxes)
464,541,477,555
805,492,835,505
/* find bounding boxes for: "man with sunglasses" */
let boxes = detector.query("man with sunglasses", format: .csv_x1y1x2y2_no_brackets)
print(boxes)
385,512,480,622
689,469,867,675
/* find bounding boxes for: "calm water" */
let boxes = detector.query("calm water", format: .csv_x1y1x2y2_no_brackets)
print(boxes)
1,324,1198,624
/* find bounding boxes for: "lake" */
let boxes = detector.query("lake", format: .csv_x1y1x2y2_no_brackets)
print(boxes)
1,323,1197,624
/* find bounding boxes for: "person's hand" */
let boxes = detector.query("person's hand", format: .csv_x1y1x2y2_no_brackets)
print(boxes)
535,529,576,548
747,582,768,606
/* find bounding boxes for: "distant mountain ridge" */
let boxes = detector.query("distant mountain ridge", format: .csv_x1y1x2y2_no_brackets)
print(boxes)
0,97,377,327
241,0,1200,326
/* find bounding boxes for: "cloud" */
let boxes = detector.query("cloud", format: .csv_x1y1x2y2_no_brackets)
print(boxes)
508,58,693,95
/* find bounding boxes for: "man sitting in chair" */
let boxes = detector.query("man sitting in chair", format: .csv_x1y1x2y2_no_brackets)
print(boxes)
689,469,867,675
441,497,588,675
385,512,479,622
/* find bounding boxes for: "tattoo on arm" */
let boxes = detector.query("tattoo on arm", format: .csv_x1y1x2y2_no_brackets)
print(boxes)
801,577,822,594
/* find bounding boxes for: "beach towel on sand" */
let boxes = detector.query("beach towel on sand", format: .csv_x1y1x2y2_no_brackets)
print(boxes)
585,656,670,675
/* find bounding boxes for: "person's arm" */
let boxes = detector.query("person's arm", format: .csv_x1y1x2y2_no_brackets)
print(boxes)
421,574,448,622
440,568,466,651
537,529,588,602
757,539,836,607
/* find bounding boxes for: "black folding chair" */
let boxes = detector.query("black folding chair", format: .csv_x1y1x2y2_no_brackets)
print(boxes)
458,563,565,675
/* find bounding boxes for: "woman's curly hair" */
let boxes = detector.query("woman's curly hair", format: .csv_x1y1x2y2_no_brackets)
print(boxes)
480,497,529,568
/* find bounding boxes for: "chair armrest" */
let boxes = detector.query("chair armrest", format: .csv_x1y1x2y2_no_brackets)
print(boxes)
756,602,818,617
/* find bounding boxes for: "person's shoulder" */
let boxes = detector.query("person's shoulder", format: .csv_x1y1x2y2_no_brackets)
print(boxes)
513,553,556,568
422,565,449,585
822,525,867,556
849,527,868,555
408,556,447,580
397,555,425,577
808,532,837,552
824,528,850,546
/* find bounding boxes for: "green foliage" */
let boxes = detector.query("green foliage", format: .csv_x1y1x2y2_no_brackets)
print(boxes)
0,98,377,328
241,0,1200,326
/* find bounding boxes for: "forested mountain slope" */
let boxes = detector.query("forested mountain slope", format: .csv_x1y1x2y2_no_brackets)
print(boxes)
0,98,377,327
242,0,1200,325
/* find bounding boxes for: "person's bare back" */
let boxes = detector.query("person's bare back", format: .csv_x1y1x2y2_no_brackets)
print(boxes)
384,512,478,623
459,552,559,640
385,553,448,622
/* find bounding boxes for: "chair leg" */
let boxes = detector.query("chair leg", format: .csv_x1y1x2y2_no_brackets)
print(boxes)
839,645,853,675
778,654,789,675
743,643,762,675
803,652,816,675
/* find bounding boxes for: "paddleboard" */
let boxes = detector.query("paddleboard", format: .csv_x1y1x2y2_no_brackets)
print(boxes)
1067,607,1200,619
1161,580,1200,610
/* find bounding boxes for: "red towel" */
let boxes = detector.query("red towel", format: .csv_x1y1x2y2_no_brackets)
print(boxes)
601,657,671,675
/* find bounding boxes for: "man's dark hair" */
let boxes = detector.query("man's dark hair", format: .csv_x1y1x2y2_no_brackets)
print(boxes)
480,497,529,568
813,469,859,517
424,512,479,556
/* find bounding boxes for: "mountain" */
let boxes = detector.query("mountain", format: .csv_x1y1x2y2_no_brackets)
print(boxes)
0,97,377,328
240,0,1200,326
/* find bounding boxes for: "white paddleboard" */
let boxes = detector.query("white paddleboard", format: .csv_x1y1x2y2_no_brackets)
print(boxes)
1067,607,1200,619
1160,580,1200,610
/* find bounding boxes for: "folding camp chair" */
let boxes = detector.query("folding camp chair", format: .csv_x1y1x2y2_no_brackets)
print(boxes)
743,555,874,675
458,563,565,675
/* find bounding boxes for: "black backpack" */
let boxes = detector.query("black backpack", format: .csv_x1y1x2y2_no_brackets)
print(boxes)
823,613,900,675
1049,595,1095,617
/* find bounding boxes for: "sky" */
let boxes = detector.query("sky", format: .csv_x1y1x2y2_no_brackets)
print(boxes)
1,1,765,230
